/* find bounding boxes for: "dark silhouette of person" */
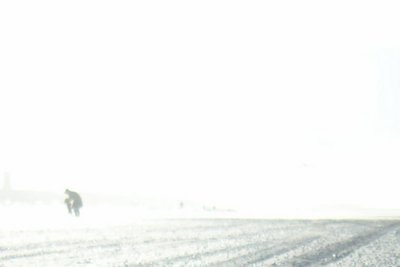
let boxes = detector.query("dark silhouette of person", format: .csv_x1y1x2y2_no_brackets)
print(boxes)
65,189,83,217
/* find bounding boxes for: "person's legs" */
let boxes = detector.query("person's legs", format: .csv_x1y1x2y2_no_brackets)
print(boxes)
73,206,80,217
65,199,72,214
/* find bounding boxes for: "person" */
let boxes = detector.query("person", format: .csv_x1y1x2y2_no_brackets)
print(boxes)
64,189,83,217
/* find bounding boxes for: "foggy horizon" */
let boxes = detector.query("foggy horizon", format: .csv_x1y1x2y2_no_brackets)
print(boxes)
2,0,400,216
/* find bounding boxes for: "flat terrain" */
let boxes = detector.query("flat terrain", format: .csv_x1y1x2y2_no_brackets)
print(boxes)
1,219,400,266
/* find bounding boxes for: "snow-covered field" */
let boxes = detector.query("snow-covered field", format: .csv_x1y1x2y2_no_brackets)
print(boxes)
1,205,400,266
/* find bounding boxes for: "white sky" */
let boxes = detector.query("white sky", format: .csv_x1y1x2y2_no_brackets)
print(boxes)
1,0,400,210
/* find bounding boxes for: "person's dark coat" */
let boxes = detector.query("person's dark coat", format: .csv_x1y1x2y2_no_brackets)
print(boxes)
65,189,83,216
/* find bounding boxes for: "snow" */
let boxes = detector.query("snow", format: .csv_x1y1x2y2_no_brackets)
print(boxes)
0,204,400,266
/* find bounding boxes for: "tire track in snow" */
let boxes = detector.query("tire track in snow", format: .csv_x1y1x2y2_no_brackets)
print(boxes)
208,236,319,267
130,235,318,267
278,221,400,266
0,242,121,261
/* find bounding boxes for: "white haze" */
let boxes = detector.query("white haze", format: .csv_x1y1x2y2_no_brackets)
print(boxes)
1,0,400,214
